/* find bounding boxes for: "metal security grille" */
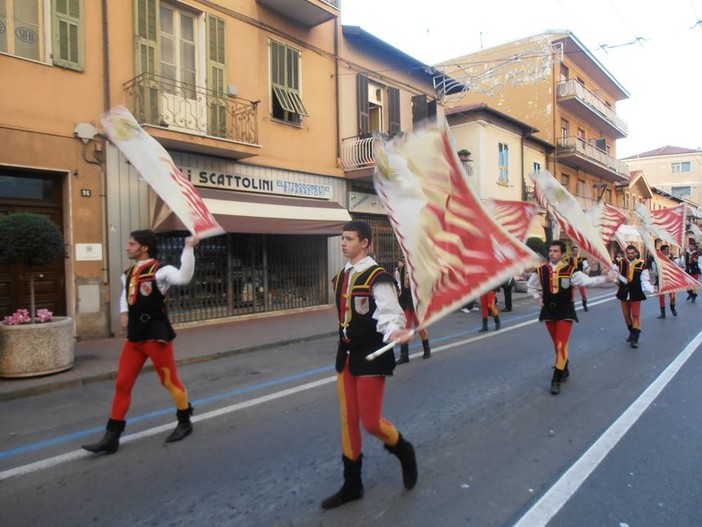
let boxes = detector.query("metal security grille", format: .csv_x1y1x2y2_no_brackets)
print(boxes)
157,233,328,324
352,214,402,272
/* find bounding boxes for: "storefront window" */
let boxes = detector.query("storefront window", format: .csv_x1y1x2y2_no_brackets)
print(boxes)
157,232,328,324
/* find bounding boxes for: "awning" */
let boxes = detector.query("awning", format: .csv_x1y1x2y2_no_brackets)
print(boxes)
151,188,352,235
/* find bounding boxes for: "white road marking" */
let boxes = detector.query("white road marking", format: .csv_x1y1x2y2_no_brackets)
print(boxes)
513,329,702,527
0,294,616,482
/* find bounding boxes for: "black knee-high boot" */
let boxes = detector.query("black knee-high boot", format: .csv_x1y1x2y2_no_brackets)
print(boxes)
626,324,633,342
321,455,364,509
165,403,193,443
551,368,565,395
630,329,640,348
671,303,677,316
493,315,501,330
657,307,666,319
397,344,410,364
479,318,489,333
82,418,126,454
421,339,431,359
384,433,418,489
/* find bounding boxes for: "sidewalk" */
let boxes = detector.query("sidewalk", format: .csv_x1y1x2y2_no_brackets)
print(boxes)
0,306,338,401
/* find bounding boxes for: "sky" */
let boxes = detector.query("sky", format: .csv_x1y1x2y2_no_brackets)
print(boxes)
341,0,702,158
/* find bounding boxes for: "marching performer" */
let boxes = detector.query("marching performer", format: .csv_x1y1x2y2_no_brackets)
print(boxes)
528,241,614,394
616,245,654,348
569,246,590,311
321,220,417,509
396,257,431,363
685,240,700,302
83,230,198,454
478,291,501,332
656,244,677,318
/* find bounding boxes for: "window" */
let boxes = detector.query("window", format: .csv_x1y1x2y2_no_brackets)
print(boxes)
561,174,570,191
605,189,612,203
577,128,586,140
160,5,196,95
0,0,84,70
671,162,691,173
624,192,630,209
498,142,509,184
576,179,585,196
560,63,569,83
270,39,308,125
560,118,569,142
533,161,541,173
576,77,585,87
671,185,692,197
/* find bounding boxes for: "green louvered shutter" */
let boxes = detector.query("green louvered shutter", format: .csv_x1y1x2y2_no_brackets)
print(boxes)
52,0,84,71
134,0,159,123
207,14,227,138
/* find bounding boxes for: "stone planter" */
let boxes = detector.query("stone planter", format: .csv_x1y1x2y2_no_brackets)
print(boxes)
0,317,75,378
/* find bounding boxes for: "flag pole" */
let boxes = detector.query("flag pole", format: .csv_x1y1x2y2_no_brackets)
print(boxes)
366,330,414,361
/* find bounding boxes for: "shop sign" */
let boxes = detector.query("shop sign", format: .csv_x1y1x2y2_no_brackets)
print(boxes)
179,166,333,200
348,191,385,215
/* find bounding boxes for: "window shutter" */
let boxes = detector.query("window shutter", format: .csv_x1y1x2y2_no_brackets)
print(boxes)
387,87,400,135
52,0,84,71
207,14,227,137
357,74,370,137
134,0,158,123
412,94,427,124
427,98,437,120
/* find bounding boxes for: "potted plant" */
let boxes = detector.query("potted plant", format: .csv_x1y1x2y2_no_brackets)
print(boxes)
0,213,74,378
457,149,472,162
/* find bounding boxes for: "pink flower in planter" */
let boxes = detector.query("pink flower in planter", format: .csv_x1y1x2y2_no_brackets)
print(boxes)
2,308,51,325
36,309,54,323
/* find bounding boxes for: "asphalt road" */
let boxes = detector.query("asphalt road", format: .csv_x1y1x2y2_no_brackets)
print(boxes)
1,290,701,527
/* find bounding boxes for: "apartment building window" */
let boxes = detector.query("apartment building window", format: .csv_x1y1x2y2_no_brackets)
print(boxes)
624,192,630,209
160,5,196,95
577,128,586,140
498,142,509,184
671,185,692,197
605,189,612,203
671,162,691,173
561,174,570,192
560,118,569,143
270,39,308,125
576,77,585,87
576,179,585,196
560,63,569,83
0,0,83,70
533,161,541,173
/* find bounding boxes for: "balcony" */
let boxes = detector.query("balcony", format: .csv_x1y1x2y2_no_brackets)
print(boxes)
124,73,259,158
557,80,628,139
257,0,338,27
341,135,375,171
556,136,629,183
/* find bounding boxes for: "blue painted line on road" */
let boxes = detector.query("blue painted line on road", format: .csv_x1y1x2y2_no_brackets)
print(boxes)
0,293,613,461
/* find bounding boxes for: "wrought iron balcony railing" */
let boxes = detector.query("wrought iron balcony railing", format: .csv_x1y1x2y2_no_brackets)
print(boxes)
124,72,258,145
341,134,394,171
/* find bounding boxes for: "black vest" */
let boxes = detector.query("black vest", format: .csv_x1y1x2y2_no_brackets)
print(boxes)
616,259,647,301
537,262,578,322
686,250,700,275
125,261,176,342
571,255,585,272
333,264,396,376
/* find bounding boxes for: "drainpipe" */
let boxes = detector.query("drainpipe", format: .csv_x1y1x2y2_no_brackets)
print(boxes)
101,0,112,330
334,17,340,162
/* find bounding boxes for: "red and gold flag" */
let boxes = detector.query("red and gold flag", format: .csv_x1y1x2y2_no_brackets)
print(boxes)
488,199,539,242
590,202,628,245
531,170,612,269
638,203,687,248
638,226,701,294
373,123,541,328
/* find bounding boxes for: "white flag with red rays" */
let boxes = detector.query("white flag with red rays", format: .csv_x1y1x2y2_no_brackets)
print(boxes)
373,122,541,329
530,170,612,269
589,202,628,245
102,106,225,239
636,203,687,248
488,199,539,242
637,226,701,294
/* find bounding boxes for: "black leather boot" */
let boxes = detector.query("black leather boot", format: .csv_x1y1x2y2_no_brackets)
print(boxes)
493,315,501,331
630,329,640,349
82,418,126,454
692,293,697,303
561,360,570,382
165,404,193,443
321,455,364,509
478,318,489,333
384,433,418,489
550,368,564,395
582,299,588,312
626,324,633,342
421,339,431,359
671,303,677,316
657,307,666,319
397,344,410,364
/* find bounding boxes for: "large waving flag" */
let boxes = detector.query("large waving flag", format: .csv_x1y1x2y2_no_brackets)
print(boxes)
636,203,686,248
637,225,701,294
373,122,541,328
531,170,613,269
102,106,224,239
488,199,539,241
589,202,628,245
